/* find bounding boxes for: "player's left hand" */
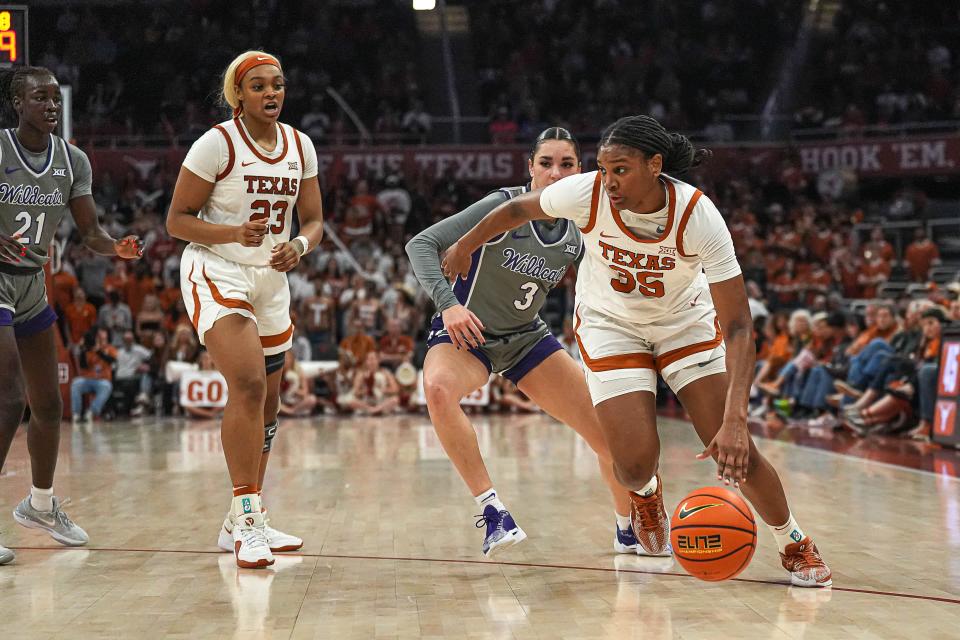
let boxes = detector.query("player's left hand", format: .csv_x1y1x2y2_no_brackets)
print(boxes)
441,241,471,280
115,236,144,260
696,422,750,488
270,242,301,272
0,232,26,264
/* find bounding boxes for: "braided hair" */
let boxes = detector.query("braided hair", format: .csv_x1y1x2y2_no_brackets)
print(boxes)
599,115,711,175
529,126,581,163
0,66,55,127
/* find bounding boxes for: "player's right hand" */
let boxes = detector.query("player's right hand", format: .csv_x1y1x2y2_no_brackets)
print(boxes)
441,304,486,350
236,220,268,247
0,232,26,264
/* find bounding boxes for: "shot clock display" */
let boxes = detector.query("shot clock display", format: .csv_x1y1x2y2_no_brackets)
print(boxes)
0,5,27,67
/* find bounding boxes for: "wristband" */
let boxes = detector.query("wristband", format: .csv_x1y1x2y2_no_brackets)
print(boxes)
292,235,310,257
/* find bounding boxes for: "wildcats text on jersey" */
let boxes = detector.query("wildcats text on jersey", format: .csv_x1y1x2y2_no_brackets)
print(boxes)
500,247,565,285
0,183,66,207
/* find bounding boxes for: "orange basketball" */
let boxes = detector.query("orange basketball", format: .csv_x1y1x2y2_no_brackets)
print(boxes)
670,486,757,581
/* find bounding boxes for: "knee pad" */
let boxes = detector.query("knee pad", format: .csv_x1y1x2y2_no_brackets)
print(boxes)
265,352,286,375
263,419,279,452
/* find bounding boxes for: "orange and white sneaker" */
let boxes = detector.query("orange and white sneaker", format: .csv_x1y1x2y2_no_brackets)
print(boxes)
780,537,832,587
232,511,275,569
219,511,303,553
629,475,672,557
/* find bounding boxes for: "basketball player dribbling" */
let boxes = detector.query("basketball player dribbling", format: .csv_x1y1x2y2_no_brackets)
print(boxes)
166,51,324,569
0,67,142,565
407,128,642,558
443,115,831,586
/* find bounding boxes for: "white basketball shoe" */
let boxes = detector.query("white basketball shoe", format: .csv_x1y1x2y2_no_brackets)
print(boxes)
231,510,274,569
219,510,303,554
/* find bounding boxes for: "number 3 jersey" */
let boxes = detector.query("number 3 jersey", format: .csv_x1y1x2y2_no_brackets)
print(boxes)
0,130,92,272
453,186,583,336
182,118,318,266
539,171,741,330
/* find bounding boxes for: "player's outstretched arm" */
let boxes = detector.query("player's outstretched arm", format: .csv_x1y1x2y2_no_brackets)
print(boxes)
441,191,550,280
696,274,755,486
269,175,323,273
165,167,266,247
70,195,143,259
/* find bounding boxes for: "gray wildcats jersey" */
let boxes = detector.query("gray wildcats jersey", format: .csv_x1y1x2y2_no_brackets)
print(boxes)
0,130,77,271
453,186,583,336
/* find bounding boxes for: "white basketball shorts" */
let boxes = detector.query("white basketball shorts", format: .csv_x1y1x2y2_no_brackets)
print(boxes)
574,301,727,405
180,244,293,356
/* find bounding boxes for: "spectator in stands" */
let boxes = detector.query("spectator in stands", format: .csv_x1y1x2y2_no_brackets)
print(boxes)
301,278,337,358
339,317,377,366
843,307,946,437
301,94,331,143
136,294,165,346
112,330,152,416
71,328,117,423
377,174,413,237
379,319,414,369
279,350,318,418
840,301,934,411
858,253,892,299
346,279,382,337
342,351,400,416
78,252,112,308
65,287,97,347
903,228,941,282
401,98,432,143
835,303,901,400
98,289,133,345
488,107,518,144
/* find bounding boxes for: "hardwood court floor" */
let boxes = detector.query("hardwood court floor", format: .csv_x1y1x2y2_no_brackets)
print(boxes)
1,412,959,639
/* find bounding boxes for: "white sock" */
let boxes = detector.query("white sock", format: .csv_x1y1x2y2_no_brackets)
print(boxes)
615,512,631,531
474,488,506,512
30,486,54,512
232,491,262,520
633,475,658,498
768,512,806,553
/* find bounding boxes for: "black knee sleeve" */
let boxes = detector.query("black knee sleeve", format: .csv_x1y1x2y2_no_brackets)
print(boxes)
263,419,278,453
265,352,286,375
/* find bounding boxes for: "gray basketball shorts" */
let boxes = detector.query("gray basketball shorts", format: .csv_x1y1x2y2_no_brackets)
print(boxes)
427,316,564,384
0,269,58,337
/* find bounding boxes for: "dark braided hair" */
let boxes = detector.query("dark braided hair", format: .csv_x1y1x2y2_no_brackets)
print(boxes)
599,115,711,175
0,66,55,127
529,126,581,163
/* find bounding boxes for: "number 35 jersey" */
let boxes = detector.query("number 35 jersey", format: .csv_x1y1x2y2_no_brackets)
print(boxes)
182,117,318,266
539,171,741,329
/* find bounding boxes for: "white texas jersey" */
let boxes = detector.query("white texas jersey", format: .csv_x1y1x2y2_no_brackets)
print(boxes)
182,118,318,266
540,171,741,326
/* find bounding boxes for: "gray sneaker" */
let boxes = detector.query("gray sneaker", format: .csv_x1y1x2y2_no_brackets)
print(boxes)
13,496,89,546
0,540,13,565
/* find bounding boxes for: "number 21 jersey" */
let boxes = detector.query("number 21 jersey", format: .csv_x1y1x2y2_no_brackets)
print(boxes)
182,117,318,266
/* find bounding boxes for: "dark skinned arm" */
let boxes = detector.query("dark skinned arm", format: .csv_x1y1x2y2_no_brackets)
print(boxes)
70,195,142,259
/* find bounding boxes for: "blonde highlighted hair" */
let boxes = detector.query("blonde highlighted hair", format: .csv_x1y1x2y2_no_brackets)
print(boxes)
220,50,282,113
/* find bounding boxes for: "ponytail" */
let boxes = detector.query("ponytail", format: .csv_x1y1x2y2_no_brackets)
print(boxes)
599,115,711,175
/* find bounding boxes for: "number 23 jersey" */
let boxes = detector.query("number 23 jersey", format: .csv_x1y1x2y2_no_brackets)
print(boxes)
182,117,318,266
539,171,741,328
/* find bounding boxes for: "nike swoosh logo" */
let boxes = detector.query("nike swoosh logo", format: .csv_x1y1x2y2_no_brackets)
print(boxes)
677,501,722,520
690,292,702,306
256,56,269,61
5,167,20,174
241,161,256,167
511,232,529,239
599,231,618,239
697,356,723,368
